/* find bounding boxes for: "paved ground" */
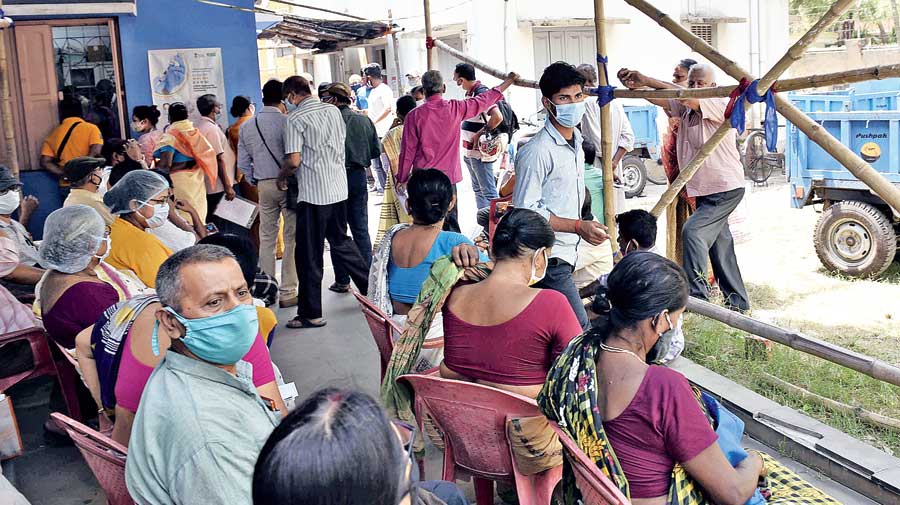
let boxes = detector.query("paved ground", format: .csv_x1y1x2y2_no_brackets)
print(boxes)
1,175,886,504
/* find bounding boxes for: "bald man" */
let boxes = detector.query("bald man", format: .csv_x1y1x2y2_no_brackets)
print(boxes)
617,64,750,312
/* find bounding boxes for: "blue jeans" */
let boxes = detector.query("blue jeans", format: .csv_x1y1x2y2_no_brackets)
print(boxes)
334,167,372,285
534,259,590,331
371,155,387,193
464,156,499,210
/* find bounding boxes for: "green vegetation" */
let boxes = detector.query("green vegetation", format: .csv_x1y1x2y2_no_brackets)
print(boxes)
790,0,900,45
683,285,900,456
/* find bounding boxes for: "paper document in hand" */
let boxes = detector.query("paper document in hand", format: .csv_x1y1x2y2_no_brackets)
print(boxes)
213,195,259,228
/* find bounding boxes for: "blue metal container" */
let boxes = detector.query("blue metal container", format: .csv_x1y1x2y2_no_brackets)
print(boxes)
851,90,900,111
788,111,900,208
623,104,660,160
789,93,851,113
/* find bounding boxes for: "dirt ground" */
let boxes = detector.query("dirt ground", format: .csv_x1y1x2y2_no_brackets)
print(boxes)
629,177,900,366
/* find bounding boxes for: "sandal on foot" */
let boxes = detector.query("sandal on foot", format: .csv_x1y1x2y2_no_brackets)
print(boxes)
286,317,327,329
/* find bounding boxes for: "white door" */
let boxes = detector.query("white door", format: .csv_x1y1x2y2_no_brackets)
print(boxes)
436,35,465,100
533,28,596,106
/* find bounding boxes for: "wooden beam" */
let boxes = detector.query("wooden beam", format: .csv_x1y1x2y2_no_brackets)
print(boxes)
593,0,617,241
0,0,18,175
424,0,433,70
687,298,900,388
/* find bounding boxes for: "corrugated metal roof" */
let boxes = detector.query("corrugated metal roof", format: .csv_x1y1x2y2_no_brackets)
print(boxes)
258,15,393,52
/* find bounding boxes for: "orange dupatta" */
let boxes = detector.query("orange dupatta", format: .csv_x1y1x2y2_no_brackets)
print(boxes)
169,128,219,186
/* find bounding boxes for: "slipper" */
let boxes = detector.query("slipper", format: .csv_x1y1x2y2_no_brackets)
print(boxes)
287,317,327,329
328,282,350,293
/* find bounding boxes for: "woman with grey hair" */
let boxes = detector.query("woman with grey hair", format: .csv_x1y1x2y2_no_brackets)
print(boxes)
37,205,119,349
102,169,174,287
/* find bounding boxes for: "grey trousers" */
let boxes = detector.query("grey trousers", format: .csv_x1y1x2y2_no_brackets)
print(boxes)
682,187,750,311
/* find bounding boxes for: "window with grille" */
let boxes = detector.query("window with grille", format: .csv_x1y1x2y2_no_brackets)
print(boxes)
690,23,714,45
276,46,293,59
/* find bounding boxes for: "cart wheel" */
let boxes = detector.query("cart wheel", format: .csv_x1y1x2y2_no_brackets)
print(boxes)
622,154,647,199
743,131,774,183
814,201,897,278
646,159,669,185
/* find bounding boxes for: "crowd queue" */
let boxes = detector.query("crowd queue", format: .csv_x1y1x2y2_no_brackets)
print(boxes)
0,59,839,505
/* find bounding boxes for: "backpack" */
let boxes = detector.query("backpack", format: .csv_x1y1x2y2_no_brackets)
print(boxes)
474,84,519,136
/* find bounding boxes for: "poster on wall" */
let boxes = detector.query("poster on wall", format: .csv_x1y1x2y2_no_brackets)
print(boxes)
148,47,227,129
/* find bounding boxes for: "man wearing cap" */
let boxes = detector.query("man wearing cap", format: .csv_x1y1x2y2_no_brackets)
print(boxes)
323,82,380,292
0,166,43,288
62,157,115,225
363,64,395,193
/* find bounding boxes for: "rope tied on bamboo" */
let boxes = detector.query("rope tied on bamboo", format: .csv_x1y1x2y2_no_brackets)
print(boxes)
595,54,616,108
725,77,779,152
425,36,435,50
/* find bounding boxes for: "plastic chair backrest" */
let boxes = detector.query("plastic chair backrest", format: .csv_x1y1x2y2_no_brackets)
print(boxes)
397,374,542,480
0,328,56,393
548,421,631,505
50,412,134,505
352,291,398,379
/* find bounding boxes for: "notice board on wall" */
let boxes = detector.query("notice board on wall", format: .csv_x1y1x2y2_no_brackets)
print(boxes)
148,47,227,129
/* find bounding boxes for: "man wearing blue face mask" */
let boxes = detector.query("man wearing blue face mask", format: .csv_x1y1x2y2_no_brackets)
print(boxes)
513,61,610,331
125,244,281,505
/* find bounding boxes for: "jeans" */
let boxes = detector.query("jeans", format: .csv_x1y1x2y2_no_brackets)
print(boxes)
682,187,750,311
257,179,298,298
334,167,373,285
464,156,499,210
371,155,387,192
535,259,590,330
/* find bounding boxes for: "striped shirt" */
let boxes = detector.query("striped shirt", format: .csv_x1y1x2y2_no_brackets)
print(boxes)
284,97,348,205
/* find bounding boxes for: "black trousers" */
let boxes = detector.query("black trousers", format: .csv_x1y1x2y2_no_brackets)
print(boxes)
442,184,461,233
295,200,369,320
334,167,373,285
682,187,750,311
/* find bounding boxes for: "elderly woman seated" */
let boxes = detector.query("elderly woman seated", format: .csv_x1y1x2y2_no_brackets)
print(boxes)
102,170,174,287
0,166,43,296
36,205,120,349
440,208,581,399
539,253,840,505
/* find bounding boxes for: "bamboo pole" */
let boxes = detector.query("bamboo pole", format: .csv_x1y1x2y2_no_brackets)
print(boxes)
627,0,900,214
389,10,403,95
686,298,900,388
423,0,433,71
760,373,900,432
432,40,538,88
593,0,617,239
0,0,19,176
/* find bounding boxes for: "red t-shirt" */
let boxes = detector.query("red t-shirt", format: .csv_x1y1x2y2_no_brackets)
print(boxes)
442,289,582,385
603,366,719,498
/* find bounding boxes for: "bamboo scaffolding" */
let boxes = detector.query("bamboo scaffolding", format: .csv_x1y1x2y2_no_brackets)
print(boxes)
626,0,900,214
760,373,900,432
423,0,433,70
645,0,852,217
594,0,617,240
0,0,19,175
686,298,900,388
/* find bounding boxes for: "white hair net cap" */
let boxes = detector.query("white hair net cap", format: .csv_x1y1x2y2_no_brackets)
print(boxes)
38,205,106,274
103,170,168,215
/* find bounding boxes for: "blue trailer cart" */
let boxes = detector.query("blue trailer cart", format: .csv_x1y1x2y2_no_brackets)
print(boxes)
621,104,662,198
787,110,900,277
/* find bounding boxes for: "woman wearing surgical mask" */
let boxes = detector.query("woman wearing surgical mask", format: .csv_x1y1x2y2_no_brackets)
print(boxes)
102,170,174,287
131,105,163,167
253,389,467,505
440,208,581,399
37,205,120,349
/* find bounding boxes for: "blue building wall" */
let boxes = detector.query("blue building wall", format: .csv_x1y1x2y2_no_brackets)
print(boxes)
117,0,261,128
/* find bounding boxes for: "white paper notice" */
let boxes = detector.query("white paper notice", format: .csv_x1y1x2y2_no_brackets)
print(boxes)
213,196,258,228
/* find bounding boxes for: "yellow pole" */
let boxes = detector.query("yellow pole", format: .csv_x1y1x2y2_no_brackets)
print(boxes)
0,0,20,175
423,0,433,71
593,0,616,244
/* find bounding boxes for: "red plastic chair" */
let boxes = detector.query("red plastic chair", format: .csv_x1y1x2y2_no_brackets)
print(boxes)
548,421,631,505
0,328,82,420
397,374,562,505
50,412,134,505
352,291,399,380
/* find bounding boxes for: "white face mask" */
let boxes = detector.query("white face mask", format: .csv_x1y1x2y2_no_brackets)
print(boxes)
528,248,548,286
94,236,112,262
416,99,425,107
139,200,169,229
0,190,20,215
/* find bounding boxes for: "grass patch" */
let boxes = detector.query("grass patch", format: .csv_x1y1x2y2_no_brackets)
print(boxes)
683,313,900,456
816,261,900,285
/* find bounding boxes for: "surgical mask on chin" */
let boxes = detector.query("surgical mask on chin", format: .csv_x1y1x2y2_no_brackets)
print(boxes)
549,101,586,128
0,190,20,214
528,248,548,286
139,201,169,229
646,312,680,364
151,304,258,364
94,236,112,262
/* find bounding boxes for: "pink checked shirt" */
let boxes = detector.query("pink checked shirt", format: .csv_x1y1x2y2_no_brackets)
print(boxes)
397,87,504,185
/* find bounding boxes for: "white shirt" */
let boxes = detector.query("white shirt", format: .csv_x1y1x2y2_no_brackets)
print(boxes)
366,83,395,137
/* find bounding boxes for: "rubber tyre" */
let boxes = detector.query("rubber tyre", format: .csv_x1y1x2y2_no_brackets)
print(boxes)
646,159,669,185
743,131,774,183
622,154,647,199
814,201,897,278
